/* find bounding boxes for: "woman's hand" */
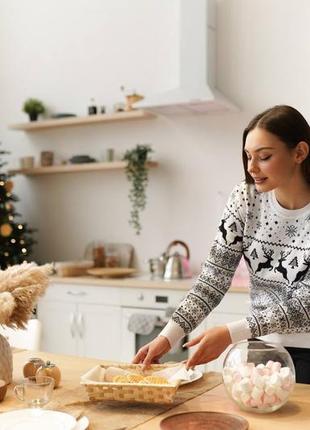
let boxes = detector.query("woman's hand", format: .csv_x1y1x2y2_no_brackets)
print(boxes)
132,335,171,367
184,326,232,369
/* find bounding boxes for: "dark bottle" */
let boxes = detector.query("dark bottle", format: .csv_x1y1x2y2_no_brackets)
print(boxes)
88,98,97,115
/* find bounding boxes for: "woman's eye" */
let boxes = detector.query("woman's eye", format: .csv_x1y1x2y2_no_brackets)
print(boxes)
259,155,271,161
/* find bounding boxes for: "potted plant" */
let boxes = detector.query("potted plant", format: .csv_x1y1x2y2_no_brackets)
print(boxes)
22,98,46,121
123,144,153,235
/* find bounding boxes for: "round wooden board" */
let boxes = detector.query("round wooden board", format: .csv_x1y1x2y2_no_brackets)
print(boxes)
160,411,249,430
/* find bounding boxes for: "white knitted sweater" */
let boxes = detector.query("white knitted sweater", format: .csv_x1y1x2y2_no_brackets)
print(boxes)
161,181,310,349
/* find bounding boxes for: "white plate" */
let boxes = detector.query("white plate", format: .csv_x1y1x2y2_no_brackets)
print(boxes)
0,409,77,430
179,369,203,386
74,416,89,430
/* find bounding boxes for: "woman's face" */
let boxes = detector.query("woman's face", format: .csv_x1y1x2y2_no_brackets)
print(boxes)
244,127,299,192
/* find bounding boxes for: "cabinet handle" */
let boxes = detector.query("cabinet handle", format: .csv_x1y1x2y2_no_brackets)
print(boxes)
70,313,76,338
67,291,87,296
77,313,84,338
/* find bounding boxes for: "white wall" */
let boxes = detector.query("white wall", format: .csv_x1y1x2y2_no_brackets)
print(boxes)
0,1,309,273
217,0,310,113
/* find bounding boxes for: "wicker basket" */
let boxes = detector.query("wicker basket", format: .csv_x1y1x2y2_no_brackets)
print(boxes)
80,363,181,404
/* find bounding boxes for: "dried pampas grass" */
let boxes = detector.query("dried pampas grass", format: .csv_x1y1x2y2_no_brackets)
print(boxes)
0,262,52,328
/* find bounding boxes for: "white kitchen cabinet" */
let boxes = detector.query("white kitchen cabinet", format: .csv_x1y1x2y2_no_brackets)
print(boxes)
77,303,121,359
38,300,77,356
203,291,250,372
37,283,122,360
38,281,249,368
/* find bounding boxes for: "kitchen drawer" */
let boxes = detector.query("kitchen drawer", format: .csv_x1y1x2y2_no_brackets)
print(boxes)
120,288,186,309
42,283,121,305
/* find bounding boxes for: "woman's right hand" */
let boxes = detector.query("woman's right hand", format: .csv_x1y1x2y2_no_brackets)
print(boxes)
132,335,171,367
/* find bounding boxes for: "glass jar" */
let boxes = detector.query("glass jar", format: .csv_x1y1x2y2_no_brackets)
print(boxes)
92,242,105,267
23,357,45,378
223,340,295,413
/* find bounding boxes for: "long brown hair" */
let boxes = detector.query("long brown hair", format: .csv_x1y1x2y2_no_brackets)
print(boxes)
242,105,310,184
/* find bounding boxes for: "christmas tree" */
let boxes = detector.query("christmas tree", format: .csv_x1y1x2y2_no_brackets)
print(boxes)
0,146,35,269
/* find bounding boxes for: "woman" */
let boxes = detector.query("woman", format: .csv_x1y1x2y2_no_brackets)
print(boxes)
133,105,310,384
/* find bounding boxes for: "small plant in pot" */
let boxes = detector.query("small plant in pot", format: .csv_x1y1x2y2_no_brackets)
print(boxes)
123,144,153,235
22,98,46,121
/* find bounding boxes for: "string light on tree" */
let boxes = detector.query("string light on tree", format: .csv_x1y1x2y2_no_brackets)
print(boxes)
0,144,35,269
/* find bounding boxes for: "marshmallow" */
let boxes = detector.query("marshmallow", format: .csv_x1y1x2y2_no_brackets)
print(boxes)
239,377,253,393
252,374,265,389
263,393,277,406
233,372,242,383
269,372,281,387
263,367,271,376
265,384,276,396
256,363,266,370
240,392,251,404
276,387,289,401
240,365,252,378
251,386,264,401
271,361,282,373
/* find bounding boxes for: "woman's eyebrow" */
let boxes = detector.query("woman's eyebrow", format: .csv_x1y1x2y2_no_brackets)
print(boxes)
244,146,275,153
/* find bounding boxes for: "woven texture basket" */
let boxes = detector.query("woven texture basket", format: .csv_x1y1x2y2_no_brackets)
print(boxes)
81,363,181,404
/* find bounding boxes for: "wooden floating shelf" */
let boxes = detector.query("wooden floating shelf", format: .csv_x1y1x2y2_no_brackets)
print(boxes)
9,110,156,132
9,161,158,176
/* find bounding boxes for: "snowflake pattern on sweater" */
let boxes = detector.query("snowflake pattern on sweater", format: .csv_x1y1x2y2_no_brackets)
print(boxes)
172,181,310,338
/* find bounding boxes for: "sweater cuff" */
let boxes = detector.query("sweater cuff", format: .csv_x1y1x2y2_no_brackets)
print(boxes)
226,318,251,343
159,319,186,349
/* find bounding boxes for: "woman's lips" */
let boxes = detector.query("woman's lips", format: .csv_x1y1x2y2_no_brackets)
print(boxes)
253,177,267,184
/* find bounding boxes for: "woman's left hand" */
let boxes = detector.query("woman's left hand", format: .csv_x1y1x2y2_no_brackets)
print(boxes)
184,325,232,369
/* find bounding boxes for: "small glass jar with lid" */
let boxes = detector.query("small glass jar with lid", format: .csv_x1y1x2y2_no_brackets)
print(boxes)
23,357,45,378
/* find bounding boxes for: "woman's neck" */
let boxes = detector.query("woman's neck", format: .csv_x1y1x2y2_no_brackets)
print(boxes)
274,177,310,210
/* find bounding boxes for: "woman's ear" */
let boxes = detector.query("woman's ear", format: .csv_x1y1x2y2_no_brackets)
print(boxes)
295,141,309,164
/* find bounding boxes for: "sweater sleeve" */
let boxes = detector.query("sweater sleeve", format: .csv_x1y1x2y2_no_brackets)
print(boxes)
160,183,247,346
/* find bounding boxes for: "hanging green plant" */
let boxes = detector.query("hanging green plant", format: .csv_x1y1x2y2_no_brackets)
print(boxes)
123,144,153,235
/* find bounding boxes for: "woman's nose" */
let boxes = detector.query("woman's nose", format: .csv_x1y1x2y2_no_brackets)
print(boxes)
248,158,259,174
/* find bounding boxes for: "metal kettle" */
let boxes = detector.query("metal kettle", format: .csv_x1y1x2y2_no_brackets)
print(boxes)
163,240,192,280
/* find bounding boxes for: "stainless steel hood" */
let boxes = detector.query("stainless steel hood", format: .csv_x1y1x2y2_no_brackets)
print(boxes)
136,0,237,114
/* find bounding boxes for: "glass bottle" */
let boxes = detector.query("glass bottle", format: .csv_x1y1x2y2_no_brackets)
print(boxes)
88,98,97,115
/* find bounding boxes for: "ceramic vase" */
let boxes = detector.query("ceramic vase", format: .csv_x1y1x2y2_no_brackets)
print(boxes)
0,334,13,383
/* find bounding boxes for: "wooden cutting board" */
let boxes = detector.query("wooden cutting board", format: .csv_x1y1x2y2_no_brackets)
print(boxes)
87,268,136,278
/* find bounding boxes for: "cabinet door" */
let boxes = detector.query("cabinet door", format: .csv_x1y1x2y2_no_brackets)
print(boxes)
37,301,78,355
204,312,242,373
77,304,122,360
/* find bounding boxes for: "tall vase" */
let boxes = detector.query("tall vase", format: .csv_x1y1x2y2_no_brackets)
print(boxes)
0,334,13,383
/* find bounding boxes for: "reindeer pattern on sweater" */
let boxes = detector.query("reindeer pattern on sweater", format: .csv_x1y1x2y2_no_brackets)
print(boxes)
172,181,310,339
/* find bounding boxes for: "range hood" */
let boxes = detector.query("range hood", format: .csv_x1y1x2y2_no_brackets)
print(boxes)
136,0,237,114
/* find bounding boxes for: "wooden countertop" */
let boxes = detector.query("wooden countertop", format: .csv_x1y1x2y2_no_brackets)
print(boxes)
134,383,310,430
5,351,310,429
50,274,249,293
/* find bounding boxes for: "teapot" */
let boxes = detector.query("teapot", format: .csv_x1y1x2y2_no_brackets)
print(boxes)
163,240,192,280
